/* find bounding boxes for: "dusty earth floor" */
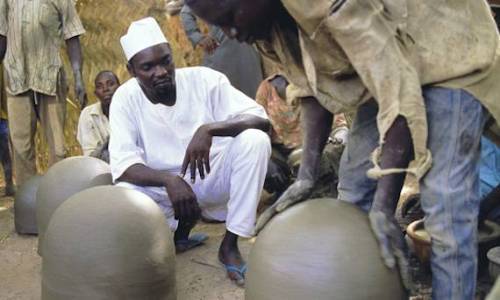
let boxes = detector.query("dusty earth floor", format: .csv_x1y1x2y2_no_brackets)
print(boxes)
0,190,250,300
0,182,496,300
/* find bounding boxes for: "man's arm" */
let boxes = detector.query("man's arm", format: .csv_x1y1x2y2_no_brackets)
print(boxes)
65,36,87,108
365,116,413,289
296,97,333,182
0,35,6,62
118,163,178,187
119,164,201,221
181,114,269,182
368,116,413,269
327,3,421,287
180,5,218,54
274,97,333,212
202,114,269,137
371,116,413,214
255,97,332,232
180,5,205,47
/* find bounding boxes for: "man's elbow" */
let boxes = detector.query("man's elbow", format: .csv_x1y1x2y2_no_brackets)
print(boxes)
115,170,130,184
115,164,142,184
255,117,271,132
261,118,271,132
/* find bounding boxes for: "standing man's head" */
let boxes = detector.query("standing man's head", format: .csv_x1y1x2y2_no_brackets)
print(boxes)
94,70,120,117
121,17,176,106
185,0,279,43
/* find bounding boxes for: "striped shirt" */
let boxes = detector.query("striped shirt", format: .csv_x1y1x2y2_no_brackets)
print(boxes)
0,0,85,96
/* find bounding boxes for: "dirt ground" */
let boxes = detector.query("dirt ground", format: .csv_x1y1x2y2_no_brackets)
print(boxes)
0,180,496,300
0,191,249,300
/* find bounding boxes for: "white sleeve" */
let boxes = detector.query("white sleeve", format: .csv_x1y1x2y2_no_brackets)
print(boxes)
209,72,268,121
108,91,146,182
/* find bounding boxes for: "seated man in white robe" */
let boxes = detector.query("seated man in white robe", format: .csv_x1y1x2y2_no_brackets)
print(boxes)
109,17,271,286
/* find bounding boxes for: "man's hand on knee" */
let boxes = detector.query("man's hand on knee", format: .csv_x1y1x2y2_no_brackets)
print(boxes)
181,125,213,183
165,175,201,221
255,179,314,234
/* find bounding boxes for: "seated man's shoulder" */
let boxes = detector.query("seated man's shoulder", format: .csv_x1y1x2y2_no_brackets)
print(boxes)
178,66,227,83
112,78,141,103
77,104,99,134
178,67,231,96
81,102,100,115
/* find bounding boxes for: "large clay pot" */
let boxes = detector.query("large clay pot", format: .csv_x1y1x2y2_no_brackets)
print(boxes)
36,156,112,255
41,186,176,300
246,198,406,300
14,175,43,235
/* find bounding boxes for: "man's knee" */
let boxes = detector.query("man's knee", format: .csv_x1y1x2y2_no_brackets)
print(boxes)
234,129,271,156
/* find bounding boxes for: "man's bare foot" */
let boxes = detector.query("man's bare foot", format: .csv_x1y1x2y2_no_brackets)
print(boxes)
219,231,246,286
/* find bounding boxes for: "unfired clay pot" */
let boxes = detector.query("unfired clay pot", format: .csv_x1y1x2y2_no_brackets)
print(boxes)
36,156,112,255
14,175,43,235
246,198,406,300
41,186,176,300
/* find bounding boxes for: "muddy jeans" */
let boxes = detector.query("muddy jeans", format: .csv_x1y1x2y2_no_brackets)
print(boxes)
7,91,66,186
338,87,486,300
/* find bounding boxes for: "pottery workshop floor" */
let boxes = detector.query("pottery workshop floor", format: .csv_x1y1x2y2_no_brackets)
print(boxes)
0,186,495,300
0,191,249,300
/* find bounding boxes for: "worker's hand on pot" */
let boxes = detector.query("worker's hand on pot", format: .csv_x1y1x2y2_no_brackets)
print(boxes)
368,209,412,290
75,75,87,108
255,179,314,234
165,175,201,221
181,125,213,183
198,36,219,55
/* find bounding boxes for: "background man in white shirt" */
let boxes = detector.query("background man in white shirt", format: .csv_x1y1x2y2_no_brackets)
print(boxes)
109,17,271,286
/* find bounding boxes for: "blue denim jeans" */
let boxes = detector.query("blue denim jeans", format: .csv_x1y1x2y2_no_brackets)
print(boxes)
338,87,486,300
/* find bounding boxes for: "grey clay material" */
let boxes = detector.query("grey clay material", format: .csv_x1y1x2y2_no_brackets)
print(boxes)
41,186,176,300
246,198,407,300
14,175,43,235
36,156,112,255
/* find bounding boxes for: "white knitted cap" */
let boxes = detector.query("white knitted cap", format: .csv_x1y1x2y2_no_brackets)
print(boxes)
120,17,168,61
